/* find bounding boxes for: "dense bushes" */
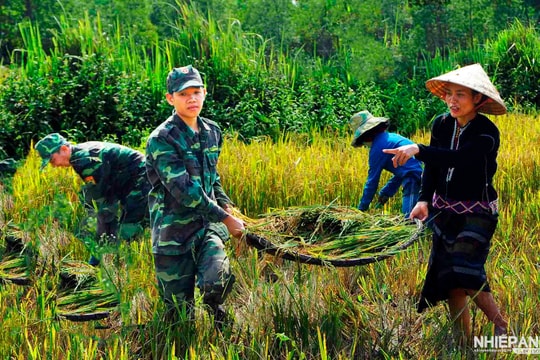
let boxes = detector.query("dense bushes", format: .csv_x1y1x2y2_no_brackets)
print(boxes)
0,54,440,159
0,54,162,157
486,21,540,109
0,7,538,159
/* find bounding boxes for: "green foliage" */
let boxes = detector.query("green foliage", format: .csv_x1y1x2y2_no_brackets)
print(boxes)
0,54,159,158
207,69,379,139
0,0,63,63
238,0,296,46
379,77,444,137
0,1,539,160
486,20,540,108
2,2,417,157
404,0,535,58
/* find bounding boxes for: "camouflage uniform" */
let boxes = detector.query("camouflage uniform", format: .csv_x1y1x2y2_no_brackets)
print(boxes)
0,158,18,177
35,134,150,241
145,113,235,317
70,142,150,240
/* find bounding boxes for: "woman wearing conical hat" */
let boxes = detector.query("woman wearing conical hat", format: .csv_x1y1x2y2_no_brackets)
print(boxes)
383,64,508,344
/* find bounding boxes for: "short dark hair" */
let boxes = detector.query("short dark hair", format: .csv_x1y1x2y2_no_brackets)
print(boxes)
472,90,489,107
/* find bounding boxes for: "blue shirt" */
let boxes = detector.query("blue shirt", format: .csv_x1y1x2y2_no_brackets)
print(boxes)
358,132,423,210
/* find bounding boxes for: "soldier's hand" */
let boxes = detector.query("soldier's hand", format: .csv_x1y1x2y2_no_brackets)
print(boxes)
223,203,233,214
223,214,245,238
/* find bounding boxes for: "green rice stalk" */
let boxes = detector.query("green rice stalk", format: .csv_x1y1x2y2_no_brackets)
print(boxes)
246,205,419,260
0,255,28,279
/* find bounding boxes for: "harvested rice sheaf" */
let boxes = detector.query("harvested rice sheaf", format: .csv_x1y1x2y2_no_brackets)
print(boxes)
59,260,98,290
0,254,30,284
56,285,119,316
245,205,422,261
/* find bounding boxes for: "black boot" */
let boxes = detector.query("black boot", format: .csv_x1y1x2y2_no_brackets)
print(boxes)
209,304,228,331
203,274,235,330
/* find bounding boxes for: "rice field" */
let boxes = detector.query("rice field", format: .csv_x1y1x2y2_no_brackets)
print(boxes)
0,112,539,359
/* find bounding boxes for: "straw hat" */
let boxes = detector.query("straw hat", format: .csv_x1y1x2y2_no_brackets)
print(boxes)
349,110,389,147
425,63,507,115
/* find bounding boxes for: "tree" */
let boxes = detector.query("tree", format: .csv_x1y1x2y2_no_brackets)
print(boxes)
234,0,296,49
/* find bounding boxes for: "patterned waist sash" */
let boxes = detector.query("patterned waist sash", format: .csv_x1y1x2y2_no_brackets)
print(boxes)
432,194,498,215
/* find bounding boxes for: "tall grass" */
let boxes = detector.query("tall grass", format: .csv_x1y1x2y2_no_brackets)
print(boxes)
1,113,538,358
13,3,305,105
219,129,432,217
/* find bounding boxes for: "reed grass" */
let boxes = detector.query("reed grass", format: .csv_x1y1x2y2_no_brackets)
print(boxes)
13,4,305,108
0,112,538,358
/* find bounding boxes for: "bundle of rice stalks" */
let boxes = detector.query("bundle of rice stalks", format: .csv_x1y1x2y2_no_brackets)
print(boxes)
59,260,98,290
0,254,30,285
56,285,119,322
244,204,424,267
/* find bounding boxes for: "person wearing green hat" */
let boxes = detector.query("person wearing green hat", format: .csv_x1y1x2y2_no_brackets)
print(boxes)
35,133,151,265
349,110,423,218
145,65,244,329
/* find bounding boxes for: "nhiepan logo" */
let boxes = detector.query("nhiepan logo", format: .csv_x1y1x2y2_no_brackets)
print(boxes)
474,335,540,354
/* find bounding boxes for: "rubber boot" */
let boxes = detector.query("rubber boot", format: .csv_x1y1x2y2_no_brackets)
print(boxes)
209,304,228,331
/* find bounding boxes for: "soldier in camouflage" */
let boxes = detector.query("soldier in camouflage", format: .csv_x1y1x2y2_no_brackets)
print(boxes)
35,133,151,263
145,65,244,329
0,158,18,178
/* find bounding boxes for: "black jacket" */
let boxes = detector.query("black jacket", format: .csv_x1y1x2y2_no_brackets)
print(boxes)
416,113,499,203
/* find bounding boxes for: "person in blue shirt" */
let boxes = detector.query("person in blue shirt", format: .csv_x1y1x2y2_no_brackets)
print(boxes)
350,110,423,218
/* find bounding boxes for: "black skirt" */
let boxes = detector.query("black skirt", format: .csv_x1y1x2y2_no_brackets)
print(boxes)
417,210,498,313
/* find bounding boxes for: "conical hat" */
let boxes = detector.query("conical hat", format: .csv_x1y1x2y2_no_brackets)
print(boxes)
349,110,389,147
425,64,507,115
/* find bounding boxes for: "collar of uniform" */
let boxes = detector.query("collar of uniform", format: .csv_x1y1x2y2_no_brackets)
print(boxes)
172,114,211,133
198,117,211,132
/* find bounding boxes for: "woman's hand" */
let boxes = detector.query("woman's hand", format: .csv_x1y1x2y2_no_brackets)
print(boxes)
410,201,429,221
382,144,420,168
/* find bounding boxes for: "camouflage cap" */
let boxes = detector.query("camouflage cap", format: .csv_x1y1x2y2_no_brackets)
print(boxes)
35,133,68,170
167,65,204,94
349,110,389,147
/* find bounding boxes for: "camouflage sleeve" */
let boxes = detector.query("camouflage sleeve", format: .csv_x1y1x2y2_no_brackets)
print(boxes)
77,155,108,199
213,173,233,207
209,125,232,207
148,134,228,223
